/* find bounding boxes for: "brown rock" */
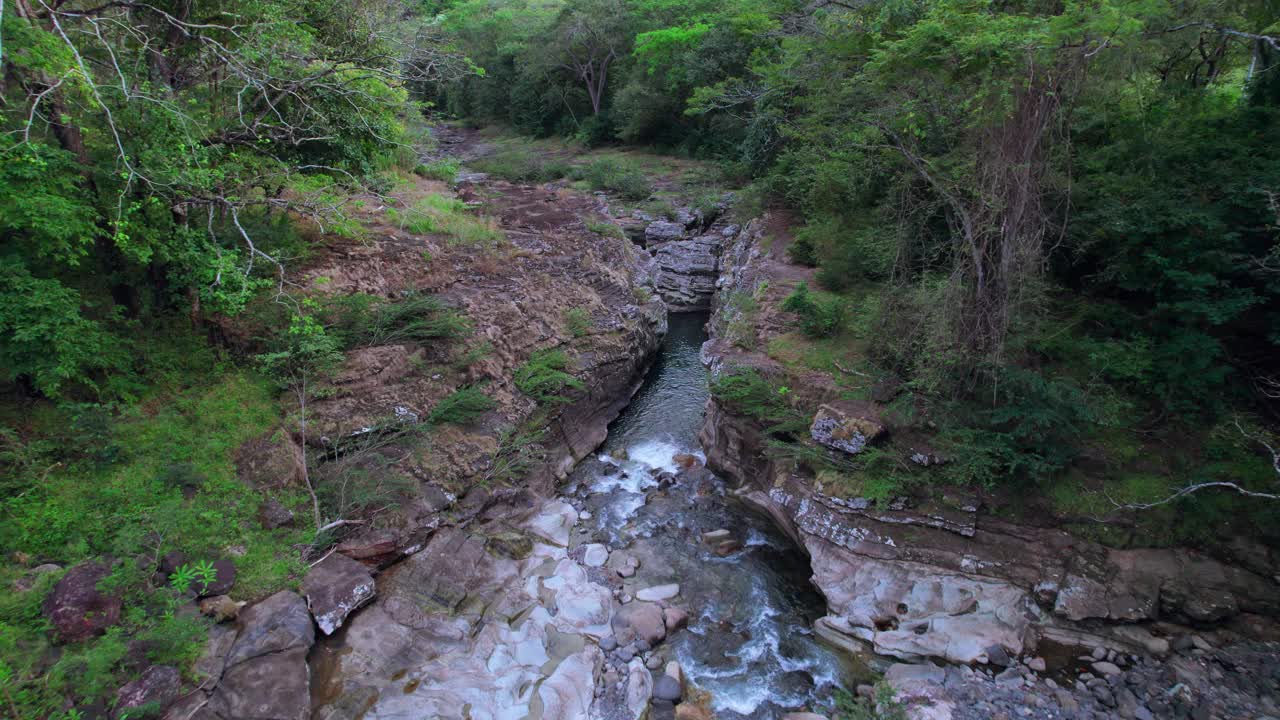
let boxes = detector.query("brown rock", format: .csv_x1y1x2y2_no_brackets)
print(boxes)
613,601,666,646
673,453,701,470
336,528,401,566
42,561,122,643
675,705,713,720
303,553,376,635
663,607,689,633
234,429,306,490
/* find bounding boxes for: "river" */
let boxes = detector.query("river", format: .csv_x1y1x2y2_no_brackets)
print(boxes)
563,313,855,718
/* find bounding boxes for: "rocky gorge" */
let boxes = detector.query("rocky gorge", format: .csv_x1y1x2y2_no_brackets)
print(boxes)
38,131,1274,720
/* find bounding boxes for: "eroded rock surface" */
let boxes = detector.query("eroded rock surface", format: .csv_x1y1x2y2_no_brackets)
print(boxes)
651,236,722,311
310,500,615,720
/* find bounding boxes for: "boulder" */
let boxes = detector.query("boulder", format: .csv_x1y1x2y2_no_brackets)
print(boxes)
225,590,314,667
257,498,294,530
673,453,701,469
43,561,122,643
809,405,884,455
209,647,311,720
303,553,376,635
582,544,609,568
114,665,180,719
625,658,653,720
613,601,667,646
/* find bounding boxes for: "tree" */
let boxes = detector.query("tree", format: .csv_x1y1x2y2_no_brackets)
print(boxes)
555,0,632,115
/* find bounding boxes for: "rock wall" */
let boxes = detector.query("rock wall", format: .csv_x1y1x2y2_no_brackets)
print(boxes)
696,213,1280,675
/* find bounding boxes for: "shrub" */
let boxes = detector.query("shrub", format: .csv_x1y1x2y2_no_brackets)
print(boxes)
414,158,460,182
939,367,1094,486
323,292,471,348
782,283,845,338
709,368,806,435
472,149,570,183
427,386,495,426
576,158,651,200
514,349,584,403
564,308,592,337
585,219,625,239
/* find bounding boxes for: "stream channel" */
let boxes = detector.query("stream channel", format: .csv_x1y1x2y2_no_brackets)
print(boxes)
563,313,856,717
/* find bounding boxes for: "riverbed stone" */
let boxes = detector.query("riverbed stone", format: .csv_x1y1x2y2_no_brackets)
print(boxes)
614,601,667,646
652,673,682,701
582,543,609,567
636,583,680,602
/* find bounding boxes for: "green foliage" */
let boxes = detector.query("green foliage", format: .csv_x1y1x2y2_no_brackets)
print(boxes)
573,158,651,200
396,195,504,247
472,149,571,183
415,158,462,182
938,367,1094,487
514,349,585,403
0,264,122,398
782,283,845,339
483,424,548,487
709,368,807,436
427,386,496,426
168,560,218,596
585,219,626,239
564,307,593,337
835,683,908,720
321,292,472,349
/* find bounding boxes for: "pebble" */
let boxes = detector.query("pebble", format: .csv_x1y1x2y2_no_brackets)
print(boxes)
579,510,592,520
599,636,617,652
1027,656,1047,672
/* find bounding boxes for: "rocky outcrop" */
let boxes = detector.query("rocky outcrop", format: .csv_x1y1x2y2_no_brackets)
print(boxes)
645,221,686,244
303,553,375,635
882,640,1280,720
651,236,722,311
43,561,122,643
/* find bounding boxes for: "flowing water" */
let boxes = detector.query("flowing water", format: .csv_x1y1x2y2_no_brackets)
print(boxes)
563,313,856,718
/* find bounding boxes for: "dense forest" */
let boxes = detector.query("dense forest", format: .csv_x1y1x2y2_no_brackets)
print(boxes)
2,0,1280,716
